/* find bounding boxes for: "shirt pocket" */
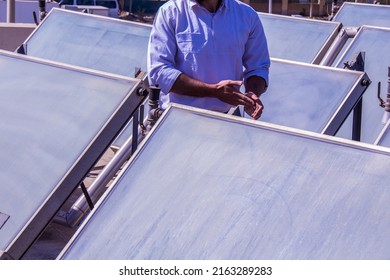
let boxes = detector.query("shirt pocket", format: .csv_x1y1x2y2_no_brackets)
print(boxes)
176,32,206,54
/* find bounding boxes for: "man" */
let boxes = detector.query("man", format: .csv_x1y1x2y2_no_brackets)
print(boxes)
147,0,270,119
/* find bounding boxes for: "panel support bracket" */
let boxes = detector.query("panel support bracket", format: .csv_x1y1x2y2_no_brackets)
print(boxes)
343,51,371,141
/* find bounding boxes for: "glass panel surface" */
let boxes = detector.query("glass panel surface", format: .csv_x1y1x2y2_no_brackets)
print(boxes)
259,13,340,63
61,106,390,260
0,51,137,256
335,26,390,143
333,2,390,28
375,119,390,148
24,8,152,76
379,129,390,148
243,59,364,135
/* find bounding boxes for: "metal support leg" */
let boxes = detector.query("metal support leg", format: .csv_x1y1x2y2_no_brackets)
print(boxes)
343,52,370,141
79,182,94,210
132,108,139,153
352,98,362,141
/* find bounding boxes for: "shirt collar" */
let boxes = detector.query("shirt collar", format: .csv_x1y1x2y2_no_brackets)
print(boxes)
189,0,229,11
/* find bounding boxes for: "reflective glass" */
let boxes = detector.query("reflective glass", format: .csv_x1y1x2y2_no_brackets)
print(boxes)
24,8,152,76
259,13,340,63
61,106,390,260
243,59,366,135
379,130,390,148
375,119,390,148
333,2,390,28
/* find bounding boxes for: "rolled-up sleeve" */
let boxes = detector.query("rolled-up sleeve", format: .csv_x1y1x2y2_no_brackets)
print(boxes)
242,12,270,88
147,8,182,94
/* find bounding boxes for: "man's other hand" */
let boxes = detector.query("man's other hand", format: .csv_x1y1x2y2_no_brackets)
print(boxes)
244,92,263,120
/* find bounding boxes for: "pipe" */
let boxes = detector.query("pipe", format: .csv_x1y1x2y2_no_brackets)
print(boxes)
54,87,162,228
381,67,390,124
374,68,390,145
63,126,139,227
7,0,16,23
378,66,390,124
141,86,162,133
38,0,47,22
320,27,359,66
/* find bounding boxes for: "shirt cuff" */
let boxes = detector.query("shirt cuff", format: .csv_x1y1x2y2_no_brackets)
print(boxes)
159,69,183,94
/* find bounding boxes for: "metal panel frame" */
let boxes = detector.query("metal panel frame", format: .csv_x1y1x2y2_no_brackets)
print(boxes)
58,104,390,260
258,12,342,64
0,50,147,260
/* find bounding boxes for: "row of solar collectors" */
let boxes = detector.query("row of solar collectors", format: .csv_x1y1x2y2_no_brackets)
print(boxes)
18,3,390,146
1,2,389,260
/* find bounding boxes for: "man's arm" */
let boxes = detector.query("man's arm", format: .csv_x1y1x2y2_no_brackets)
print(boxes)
147,8,182,95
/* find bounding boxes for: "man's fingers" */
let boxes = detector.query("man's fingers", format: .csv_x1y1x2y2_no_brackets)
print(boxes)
246,91,258,100
238,94,256,107
251,104,263,120
227,80,243,86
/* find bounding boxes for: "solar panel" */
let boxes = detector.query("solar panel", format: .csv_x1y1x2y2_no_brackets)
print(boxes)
59,105,390,260
333,2,390,28
20,8,152,77
242,58,369,135
259,12,341,64
0,50,145,260
334,26,390,143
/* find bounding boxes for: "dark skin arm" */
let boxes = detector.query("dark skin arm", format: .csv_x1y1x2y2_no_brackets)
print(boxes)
171,73,267,120
170,73,256,109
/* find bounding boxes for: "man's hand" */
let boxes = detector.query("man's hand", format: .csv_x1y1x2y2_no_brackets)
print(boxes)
244,76,267,120
244,92,263,120
215,80,255,108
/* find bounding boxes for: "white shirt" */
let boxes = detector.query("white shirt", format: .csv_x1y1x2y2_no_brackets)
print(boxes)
147,0,270,112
